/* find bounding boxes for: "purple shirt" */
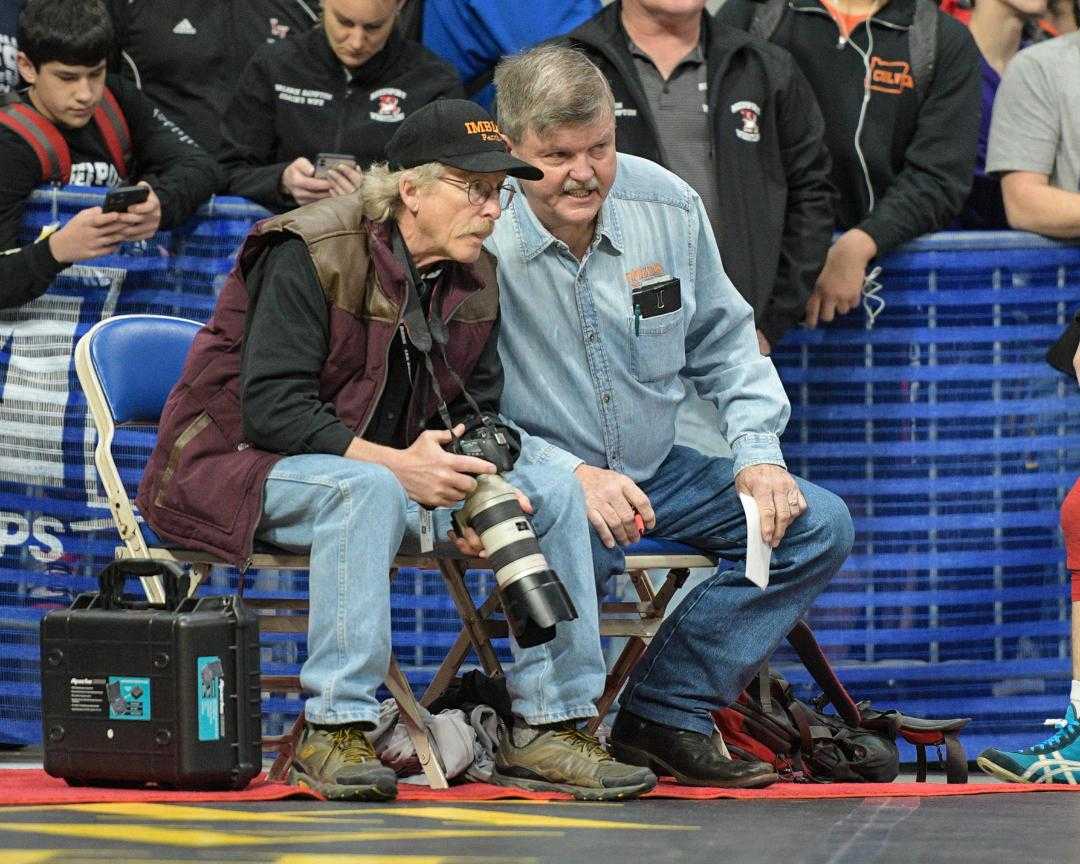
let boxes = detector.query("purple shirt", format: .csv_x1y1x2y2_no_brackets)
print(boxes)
956,53,1008,229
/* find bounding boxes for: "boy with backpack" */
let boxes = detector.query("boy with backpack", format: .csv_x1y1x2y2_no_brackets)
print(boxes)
0,0,219,310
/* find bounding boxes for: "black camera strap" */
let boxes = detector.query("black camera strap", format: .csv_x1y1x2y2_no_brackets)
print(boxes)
391,223,499,443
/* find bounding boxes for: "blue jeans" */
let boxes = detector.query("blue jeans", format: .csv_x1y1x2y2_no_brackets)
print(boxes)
592,445,854,735
258,453,605,727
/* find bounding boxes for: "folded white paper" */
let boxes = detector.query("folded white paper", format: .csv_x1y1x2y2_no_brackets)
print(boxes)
738,492,771,589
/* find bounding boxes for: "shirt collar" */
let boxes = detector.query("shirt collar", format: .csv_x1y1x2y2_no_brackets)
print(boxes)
508,179,625,261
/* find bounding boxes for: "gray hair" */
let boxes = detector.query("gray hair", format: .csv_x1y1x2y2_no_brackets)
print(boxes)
494,44,615,143
359,161,445,222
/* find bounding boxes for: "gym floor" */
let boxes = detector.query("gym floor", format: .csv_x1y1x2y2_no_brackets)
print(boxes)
1,751,1077,864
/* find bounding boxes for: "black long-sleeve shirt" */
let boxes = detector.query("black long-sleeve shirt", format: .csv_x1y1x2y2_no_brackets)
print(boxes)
0,74,221,309
219,25,463,211
239,237,504,456
106,0,321,155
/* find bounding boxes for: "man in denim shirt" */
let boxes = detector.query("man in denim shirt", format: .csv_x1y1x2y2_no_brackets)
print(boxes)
487,45,855,788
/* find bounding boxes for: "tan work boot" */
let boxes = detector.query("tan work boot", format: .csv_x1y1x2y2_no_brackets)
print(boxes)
289,721,398,801
491,719,658,800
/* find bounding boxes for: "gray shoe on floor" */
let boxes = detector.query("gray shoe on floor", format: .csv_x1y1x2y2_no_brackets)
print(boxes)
491,718,658,801
289,721,398,801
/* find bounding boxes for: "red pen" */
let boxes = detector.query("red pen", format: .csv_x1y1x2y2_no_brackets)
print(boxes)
634,514,646,535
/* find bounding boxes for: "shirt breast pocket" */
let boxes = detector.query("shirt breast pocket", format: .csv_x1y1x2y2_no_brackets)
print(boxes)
628,309,686,384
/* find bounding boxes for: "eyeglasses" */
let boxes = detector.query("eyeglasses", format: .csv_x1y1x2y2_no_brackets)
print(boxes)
439,176,516,208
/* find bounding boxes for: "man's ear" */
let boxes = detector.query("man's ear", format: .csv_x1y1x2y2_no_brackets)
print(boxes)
16,52,38,86
399,174,421,214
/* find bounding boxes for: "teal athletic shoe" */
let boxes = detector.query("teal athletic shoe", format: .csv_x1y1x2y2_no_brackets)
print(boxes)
977,704,1080,784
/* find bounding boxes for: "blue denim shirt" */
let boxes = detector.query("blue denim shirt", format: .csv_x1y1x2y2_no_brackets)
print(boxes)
488,153,790,483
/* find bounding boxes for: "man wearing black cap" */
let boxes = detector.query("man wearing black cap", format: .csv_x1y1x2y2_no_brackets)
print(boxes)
137,99,657,802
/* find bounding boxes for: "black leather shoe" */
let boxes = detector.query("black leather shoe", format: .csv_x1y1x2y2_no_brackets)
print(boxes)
609,709,779,788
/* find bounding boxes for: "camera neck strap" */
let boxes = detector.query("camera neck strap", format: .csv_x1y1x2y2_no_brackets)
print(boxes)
390,222,495,441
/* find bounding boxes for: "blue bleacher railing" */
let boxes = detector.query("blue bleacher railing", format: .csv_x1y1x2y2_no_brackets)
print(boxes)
1,185,1078,763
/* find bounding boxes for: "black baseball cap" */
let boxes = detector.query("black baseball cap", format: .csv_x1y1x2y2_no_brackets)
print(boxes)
386,99,543,181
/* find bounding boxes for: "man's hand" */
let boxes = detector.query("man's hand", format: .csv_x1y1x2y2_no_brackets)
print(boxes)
116,182,162,241
734,463,807,548
574,464,655,549
47,206,126,263
448,488,534,558
280,157,333,205
756,329,771,355
1073,340,1080,387
326,162,364,197
380,423,497,508
805,228,878,328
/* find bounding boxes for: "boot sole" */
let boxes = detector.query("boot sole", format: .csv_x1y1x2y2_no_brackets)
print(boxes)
610,741,779,789
489,768,657,801
289,766,398,801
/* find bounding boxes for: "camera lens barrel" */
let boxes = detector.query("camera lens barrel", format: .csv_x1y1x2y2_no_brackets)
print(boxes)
459,475,577,647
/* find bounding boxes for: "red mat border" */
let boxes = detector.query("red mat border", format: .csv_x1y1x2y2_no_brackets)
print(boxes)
2,769,1079,806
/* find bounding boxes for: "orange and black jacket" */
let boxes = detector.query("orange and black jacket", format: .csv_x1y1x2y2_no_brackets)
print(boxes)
718,0,981,255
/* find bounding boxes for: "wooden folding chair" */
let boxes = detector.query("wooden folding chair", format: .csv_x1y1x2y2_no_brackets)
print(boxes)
75,313,450,788
423,538,718,734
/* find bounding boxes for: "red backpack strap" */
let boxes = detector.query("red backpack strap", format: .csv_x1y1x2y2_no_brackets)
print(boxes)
93,86,131,181
785,620,863,726
0,101,72,183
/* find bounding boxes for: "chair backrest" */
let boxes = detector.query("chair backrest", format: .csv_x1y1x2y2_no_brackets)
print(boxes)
77,314,201,425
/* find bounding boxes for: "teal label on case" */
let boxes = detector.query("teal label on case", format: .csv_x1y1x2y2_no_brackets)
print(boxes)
197,655,225,741
106,676,151,721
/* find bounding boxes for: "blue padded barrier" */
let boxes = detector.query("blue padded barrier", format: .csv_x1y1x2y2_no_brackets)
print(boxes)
1,186,1078,763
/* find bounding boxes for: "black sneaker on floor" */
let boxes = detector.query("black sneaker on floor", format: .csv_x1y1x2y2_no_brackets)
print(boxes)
289,721,398,801
610,709,778,788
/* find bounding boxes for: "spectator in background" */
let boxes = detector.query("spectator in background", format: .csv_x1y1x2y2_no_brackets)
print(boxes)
0,0,219,310
718,0,981,329
977,33,1080,784
0,1,25,94
422,0,600,109
105,0,321,156
956,0,1048,229
563,0,833,360
987,29,1080,238
219,0,461,212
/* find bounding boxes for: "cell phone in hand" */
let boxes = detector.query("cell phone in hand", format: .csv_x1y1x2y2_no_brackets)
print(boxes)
102,185,150,213
314,152,359,179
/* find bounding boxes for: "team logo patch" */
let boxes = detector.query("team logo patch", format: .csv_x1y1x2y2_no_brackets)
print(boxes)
731,101,761,143
370,88,406,122
269,18,290,40
463,119,504,144
869,57,915,94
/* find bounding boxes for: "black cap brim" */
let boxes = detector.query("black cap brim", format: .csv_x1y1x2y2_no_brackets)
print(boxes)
441,149,544,181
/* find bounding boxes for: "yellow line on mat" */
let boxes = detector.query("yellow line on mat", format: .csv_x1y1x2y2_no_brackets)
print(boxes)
362,806,691,831
0,823,553,848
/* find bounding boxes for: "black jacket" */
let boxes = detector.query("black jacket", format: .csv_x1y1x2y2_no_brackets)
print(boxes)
107,0,321,155
718,0,981,254
564,4,834,344
0,74,221,310
219,25,463,211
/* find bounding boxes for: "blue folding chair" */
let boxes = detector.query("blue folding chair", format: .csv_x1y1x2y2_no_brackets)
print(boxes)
74,313,450,787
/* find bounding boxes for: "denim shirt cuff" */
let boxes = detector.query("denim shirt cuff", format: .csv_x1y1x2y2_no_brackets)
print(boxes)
531,441,585,476
730,432,786,476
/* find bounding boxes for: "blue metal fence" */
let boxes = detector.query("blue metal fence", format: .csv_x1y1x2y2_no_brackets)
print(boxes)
1,186,1077,762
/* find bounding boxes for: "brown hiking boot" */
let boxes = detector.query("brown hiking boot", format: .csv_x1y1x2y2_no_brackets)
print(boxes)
491,719,657,801
289,721,397,801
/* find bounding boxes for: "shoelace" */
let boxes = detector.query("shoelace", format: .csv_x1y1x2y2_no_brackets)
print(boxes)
1018,718,1080,755
862,266,885,328
550,727,614,762
328,727,376,763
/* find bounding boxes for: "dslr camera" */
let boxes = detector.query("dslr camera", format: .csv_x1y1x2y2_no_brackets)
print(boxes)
450,422,577,648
